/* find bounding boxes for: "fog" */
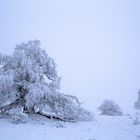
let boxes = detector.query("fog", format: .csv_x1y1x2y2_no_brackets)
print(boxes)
0,0,140,113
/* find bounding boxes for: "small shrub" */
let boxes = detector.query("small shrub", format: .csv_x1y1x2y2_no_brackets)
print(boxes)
5,107,28,124
133,117,140,125
98,100,123,116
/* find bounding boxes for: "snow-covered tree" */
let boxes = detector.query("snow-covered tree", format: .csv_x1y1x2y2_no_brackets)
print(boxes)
134,89,140,110
133,90,140,126
98,100,123,116
0,40,93,123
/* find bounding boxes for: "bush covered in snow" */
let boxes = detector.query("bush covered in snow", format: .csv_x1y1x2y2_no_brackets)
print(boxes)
0,40,93,123
98,100,123,116
133,117,140,125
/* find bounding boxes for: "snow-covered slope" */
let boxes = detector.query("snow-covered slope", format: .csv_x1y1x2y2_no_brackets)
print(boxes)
0,115,140,140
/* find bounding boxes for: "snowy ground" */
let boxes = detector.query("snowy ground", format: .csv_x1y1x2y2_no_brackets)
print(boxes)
0,114,140,140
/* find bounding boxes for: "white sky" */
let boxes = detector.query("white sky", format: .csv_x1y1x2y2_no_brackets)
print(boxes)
0,0,140,113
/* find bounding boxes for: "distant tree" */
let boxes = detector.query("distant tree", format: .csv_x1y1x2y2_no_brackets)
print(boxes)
98,100,123,116
134,89,140,110
0,40,93,123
